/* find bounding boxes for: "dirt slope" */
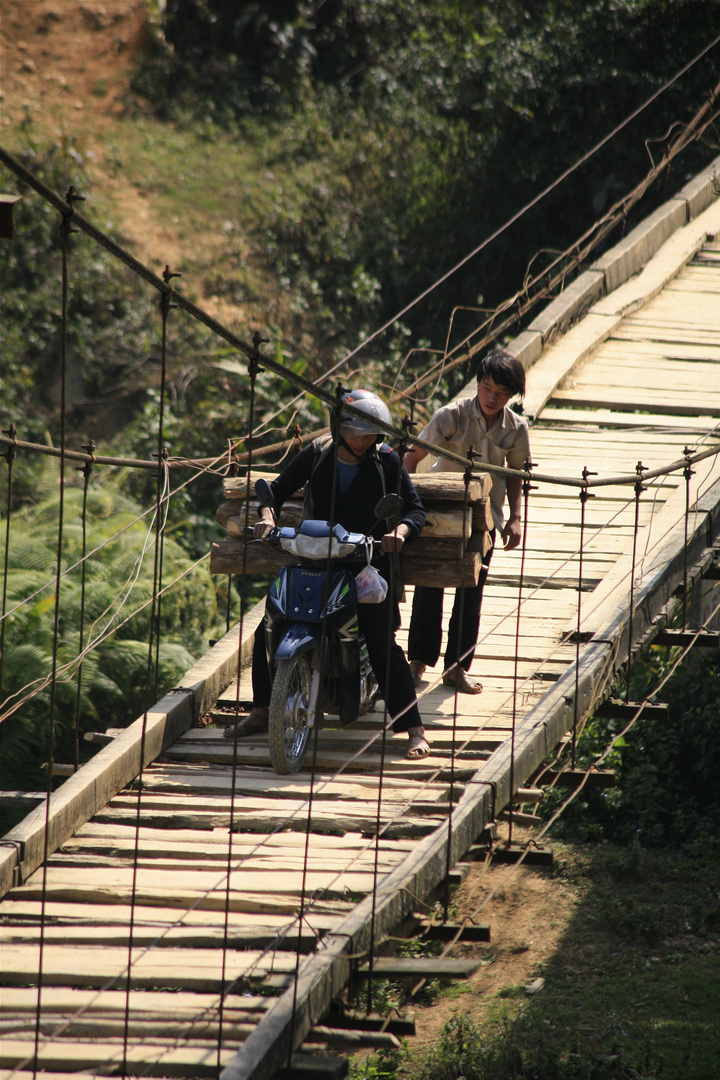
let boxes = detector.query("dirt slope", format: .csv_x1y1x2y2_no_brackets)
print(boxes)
0,0,187,269
1,0,148,128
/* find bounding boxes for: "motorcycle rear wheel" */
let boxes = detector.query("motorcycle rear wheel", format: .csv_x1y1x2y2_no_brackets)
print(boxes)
268,655,313,774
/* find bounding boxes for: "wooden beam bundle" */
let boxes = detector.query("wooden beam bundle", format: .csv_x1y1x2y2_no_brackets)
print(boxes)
210,471,493,587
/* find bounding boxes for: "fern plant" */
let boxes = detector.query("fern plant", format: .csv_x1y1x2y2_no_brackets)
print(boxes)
0,459,233,805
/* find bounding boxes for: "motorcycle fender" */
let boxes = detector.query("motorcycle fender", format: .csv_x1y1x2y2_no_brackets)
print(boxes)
275,622,320,662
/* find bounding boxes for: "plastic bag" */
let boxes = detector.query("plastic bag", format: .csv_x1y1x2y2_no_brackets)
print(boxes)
355,564,388,604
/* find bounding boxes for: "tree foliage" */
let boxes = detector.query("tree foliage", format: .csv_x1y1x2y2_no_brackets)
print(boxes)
544,647,720,852
0,461,231,799
143,0,720,356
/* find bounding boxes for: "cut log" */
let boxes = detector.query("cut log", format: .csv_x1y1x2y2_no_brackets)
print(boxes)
472,498,495,531
400,538,465,561
224,472,285,500
210,538,481,587
410,471,491,501
224,471,492,502
218,499,473,540
213,471,492,584
467,531,495,556
210,538,295,577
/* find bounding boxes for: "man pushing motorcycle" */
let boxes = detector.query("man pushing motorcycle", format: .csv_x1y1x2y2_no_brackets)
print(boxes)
224,388,431,760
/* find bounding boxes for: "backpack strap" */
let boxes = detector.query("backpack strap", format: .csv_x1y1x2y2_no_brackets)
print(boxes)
302,435,334,521
302,437,393,522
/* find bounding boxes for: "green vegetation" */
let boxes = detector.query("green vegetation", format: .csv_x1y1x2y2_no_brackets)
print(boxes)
543,647,720,853
0,462,235,830
138,0,720,360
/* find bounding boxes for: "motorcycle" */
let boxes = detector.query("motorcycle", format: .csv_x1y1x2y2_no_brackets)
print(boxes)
253,478,402,774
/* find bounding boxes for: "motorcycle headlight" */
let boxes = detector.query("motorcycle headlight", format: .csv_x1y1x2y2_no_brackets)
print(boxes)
280,535,356,560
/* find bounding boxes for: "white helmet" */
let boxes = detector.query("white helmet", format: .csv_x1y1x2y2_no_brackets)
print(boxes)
338,389,391,440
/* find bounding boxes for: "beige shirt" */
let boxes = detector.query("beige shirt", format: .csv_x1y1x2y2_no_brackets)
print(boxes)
420,395,530,530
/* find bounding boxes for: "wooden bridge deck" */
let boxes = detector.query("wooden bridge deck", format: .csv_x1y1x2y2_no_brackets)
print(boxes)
3,171,720,1080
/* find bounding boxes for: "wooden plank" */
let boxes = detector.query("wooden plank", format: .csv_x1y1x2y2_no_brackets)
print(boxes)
0,921,327,950
0,792,45,807
45,846,407,875
74,819,421,847
0,621,258,901
0,900,341,936
552,389,720,416
0,943,300,993
129,768,441,805
136,761,453,799
4,1017,255,1041
538,405,720,430
102,791,424,820
1,1039,236,1077
2,985,274,1018
89,806,445,839
6,882,345,917
357,957,480,978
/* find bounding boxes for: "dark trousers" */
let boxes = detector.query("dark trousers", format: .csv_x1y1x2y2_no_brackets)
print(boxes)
407,542,494,672
252,594,421,733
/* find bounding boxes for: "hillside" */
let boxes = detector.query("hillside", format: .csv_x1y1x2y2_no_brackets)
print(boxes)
2,1,146,234
0,0,249,328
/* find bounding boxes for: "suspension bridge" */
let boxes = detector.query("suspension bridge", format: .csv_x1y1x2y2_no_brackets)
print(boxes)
1,146,720,1080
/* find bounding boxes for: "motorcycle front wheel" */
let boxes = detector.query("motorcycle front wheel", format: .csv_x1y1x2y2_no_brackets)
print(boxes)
268,655,313,774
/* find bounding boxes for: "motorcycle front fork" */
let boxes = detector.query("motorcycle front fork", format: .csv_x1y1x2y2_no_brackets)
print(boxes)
307,658,322,727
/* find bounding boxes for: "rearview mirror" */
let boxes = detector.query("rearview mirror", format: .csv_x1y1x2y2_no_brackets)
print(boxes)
255,478,275,507
255,478,277,524
373,493,403,526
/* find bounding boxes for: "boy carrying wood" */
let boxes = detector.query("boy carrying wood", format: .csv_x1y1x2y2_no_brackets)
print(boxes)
404,348,530,693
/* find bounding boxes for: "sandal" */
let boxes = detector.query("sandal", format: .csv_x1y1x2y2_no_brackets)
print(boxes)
406,735,431,759
442,665,483,695
409,660,427,687
406,726,431,759
223,709,268,739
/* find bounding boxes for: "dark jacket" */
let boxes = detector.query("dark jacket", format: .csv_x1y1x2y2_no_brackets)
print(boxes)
268,440,425,544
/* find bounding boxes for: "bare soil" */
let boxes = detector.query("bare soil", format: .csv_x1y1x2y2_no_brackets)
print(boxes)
1,0,186,270
371,825,583,1068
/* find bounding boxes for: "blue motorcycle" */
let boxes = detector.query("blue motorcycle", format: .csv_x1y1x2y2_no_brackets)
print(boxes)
254,480,400,774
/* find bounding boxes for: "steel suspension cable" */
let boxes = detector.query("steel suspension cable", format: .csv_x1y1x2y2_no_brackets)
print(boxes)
219,338,265,1066
286,391,348,1064
507,459,535,847
366,425,412,1013
31,185,77,1076
625,463,648,701
337,36,720,372
72,446,94,772
441,465,473,922
121,267,175,1077
0,424,17,718
572,469,595,769
682,446,696,632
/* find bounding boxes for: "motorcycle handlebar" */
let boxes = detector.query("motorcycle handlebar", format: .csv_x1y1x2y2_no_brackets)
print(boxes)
248,524,382,554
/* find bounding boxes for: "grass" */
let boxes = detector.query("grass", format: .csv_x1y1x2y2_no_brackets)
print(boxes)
348,844,720,1080
90,113,328,242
